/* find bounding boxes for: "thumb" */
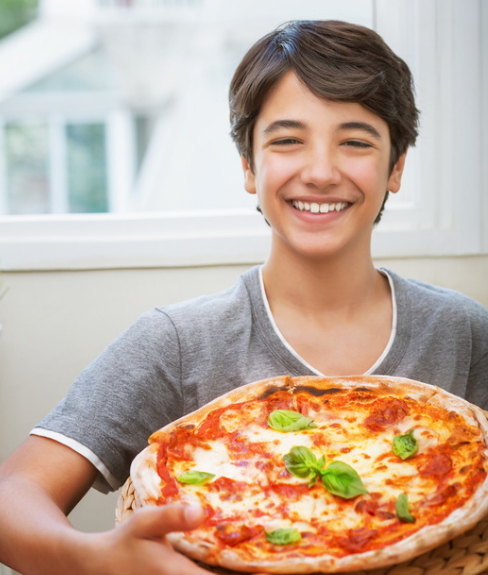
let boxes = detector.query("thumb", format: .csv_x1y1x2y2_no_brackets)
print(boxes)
129,503,205,539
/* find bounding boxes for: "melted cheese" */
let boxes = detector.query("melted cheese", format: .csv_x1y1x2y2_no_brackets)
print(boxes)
240,423,316,456
190,442,257,482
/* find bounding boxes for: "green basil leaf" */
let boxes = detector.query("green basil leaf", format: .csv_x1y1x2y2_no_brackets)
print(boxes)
283,446,319,478
308,472,319,488
265,528,302,545
321,461,369,499
395,493,416,523
176,471,215,485
393,429,418,460
268,410,317,432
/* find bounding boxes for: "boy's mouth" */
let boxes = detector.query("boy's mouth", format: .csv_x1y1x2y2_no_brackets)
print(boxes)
291,200,349,214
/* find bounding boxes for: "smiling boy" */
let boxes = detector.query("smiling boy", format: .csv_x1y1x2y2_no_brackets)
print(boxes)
0,19,487,575
241,71,406,376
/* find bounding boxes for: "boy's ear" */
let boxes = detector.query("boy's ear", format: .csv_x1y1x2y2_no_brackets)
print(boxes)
241,155,256,195
387,152,408,194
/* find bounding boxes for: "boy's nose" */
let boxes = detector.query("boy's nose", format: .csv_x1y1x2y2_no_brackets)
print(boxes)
300,148,341,189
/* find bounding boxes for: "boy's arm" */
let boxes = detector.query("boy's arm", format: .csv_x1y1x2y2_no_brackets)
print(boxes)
0,436,215,575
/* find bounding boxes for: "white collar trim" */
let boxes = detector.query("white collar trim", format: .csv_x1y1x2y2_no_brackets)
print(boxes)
258,266,397,376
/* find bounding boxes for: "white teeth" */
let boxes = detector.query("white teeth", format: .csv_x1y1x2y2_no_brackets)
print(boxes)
292,201,348,214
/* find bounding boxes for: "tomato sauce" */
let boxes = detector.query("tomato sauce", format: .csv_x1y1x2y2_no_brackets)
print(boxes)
166,427,210,460
295,395,324,417
196,407,228,440
206,476,250,501
268,482,312,501
263,391,295,417
155,442,179,500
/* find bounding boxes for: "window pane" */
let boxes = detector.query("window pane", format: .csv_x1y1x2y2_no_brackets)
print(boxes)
5,121,50,214
66,123,109,213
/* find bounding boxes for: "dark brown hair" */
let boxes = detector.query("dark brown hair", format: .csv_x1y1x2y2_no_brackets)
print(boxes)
229,20,420,223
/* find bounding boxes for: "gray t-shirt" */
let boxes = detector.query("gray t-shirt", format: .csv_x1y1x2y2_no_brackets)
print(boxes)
32,267,488,492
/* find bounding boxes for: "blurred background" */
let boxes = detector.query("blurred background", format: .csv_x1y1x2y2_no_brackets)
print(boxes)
0,0,378,217
0,0,260,216
0,2,486,573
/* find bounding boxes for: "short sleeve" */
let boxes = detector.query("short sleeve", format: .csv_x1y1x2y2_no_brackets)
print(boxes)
32,309,184,491
464,299,488,409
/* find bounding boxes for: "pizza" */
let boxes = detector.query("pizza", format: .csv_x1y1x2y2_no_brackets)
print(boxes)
128,375,488,573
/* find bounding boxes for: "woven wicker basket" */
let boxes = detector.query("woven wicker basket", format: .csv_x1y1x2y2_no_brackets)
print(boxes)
116,475,488,575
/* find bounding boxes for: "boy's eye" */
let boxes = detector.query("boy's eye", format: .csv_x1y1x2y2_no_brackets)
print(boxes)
342,140,373,148
270,138,302,146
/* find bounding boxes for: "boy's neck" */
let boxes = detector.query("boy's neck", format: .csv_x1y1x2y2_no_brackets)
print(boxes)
260,247,393,375
261,248,384,317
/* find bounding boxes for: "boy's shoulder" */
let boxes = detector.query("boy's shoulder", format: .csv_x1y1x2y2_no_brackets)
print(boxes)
149,265,260,330
384,267,488,333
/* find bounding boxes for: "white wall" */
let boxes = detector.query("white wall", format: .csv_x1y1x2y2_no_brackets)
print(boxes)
0,256,487,537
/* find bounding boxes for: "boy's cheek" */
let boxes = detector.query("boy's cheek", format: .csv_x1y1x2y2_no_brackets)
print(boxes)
260,157,300,189
345,161,389,192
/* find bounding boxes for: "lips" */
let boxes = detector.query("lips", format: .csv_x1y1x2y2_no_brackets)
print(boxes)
291,200,349,214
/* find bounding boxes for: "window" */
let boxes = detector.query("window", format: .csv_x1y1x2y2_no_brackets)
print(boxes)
1,119,110,214
0,41,141,215
0,0,485,270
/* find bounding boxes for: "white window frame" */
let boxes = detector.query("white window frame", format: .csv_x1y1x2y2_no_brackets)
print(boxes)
371,0,485,258
0,210,272,270
0,0,486,271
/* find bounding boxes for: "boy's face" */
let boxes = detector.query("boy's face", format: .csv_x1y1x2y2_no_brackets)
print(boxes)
242,71,406,261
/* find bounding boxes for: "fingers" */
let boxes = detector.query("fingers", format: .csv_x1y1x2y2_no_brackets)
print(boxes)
128,503,205,540
124,507,270,575
159,550,217,575
97,504,211,575
182,504,206,530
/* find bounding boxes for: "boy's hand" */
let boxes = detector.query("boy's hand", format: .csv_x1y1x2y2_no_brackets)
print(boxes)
0,438,268,575
92,503,212,574
92,503,268,575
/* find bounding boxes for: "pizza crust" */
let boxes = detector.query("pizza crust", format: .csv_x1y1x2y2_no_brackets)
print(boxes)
146,375,292,447
130,375,488,573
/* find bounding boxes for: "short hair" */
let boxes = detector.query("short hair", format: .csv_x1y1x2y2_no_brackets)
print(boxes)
229,20,420,223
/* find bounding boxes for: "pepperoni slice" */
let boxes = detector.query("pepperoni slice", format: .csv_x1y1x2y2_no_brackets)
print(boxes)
420,453,453,476
216,523,262,546
336,527,379,552
364,399,408,431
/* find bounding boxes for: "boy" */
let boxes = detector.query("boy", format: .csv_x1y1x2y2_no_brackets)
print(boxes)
0,20,487,575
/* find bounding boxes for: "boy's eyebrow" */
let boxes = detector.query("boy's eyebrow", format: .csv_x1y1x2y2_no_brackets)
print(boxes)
338,122,382,139
262,120,383,139
263,119,306,134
